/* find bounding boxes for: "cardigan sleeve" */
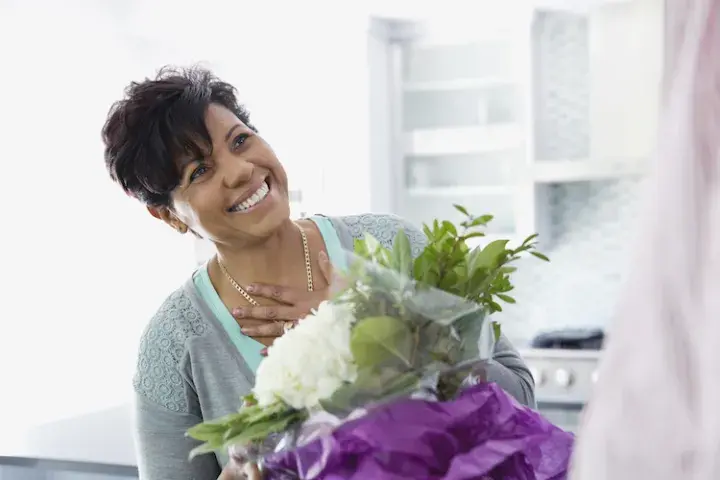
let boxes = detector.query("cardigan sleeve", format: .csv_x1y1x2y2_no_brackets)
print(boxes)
132,289,224,479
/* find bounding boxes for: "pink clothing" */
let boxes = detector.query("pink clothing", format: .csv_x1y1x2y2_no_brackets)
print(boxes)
571,1,720,478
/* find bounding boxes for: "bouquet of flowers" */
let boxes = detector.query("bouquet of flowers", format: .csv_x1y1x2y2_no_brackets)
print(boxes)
188,206,574,479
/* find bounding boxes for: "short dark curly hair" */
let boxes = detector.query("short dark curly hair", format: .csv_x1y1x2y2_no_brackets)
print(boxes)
102,66,256,207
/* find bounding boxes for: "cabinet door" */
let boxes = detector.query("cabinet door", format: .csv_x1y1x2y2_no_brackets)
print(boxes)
588,0,663,161
391,15,531,238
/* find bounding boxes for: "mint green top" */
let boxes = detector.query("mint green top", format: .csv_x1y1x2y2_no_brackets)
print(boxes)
192,215,347,373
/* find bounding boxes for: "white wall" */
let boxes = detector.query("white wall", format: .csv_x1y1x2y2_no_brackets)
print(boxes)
0,1,195,447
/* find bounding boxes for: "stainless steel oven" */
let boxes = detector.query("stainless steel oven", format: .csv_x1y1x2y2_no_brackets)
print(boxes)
520,348,601,433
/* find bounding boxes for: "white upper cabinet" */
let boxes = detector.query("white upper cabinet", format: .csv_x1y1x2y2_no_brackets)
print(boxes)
370,0,663,244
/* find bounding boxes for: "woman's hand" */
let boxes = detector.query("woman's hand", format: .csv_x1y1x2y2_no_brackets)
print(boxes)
218,461,262,479
232,251,334,338
221,447,263,479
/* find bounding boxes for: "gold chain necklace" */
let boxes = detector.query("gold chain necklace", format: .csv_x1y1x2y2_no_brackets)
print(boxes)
217,222,314,307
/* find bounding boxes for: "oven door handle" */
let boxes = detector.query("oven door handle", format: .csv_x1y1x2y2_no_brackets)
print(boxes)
536,400,585,412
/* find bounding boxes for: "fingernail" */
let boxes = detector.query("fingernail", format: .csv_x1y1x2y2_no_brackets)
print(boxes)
260,348,268,356
241,328,250,335
318,251,328,262
233,308,244,317
245,285,255,293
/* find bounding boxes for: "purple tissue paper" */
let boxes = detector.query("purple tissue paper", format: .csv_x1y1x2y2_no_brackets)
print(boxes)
263,382,575,480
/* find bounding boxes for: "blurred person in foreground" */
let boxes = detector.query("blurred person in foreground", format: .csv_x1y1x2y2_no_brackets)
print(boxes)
571,1,720,479
102,66,535,480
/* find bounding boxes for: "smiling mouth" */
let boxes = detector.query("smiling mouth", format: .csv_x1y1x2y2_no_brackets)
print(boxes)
227,179,271,213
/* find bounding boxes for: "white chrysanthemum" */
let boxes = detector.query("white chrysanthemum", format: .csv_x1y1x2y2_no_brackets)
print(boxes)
253,301,357,410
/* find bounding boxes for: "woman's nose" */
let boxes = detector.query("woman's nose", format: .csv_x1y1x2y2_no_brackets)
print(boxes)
221,155,254,189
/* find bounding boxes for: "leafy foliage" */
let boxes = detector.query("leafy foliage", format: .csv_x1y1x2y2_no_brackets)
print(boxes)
186,394,307,459
352,205,547,315
342,205,548,403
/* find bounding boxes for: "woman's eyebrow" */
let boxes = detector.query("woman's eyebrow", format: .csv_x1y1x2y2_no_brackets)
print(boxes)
177,156,198,171
225,124,242,142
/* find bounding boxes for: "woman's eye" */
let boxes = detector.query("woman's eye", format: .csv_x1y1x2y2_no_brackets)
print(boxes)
190,165,209,182
232,133,249,149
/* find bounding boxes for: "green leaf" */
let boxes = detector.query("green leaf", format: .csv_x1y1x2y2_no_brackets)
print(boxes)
497,294,516,304
353,237,369,257
350,316,414,370
531,251,550,262
222,423,247,442
522,233,539,246
468,239,508,275
468,215,494,227
391,230,413,276
451,310,486,361
466,266,491,298
438,269,460,292
217,409,306,452
189,441,222,459
492,321,502,342
488,300,503,312
379,370,422,399
413,250,442,286
224,414,295,445
453,204,470,216
482,240,510,264
320,382,361,414
186,422,231,442
461,232,486,241
422,224,433,239
363,233,383,256
321,369,422,415
441,220,458,237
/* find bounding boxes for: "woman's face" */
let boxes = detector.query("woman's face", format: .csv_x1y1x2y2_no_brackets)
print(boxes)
163,104,290,245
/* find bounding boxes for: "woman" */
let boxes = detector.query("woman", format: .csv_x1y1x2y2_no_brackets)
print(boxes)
102,66,535,480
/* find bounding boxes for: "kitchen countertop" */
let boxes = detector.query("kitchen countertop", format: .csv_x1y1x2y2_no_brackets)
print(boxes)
0,455,138,477
0,403,137,468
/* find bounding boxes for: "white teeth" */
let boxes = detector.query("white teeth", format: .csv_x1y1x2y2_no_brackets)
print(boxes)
230,181,269,212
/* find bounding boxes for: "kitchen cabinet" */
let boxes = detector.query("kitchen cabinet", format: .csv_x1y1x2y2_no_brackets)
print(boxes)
369,0,663,248
371,14,531,246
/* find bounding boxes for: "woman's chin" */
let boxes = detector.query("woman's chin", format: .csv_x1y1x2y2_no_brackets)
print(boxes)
237,202,291,240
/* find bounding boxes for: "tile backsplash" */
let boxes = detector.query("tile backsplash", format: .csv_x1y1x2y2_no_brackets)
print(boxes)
494,10,650,346
496,178,646,346
532,10,590,162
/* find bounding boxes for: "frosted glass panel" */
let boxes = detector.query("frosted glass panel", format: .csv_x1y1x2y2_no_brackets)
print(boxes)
402,43,513,83
404,193,515,234
533,11,590,161
403,86,518,130
405,151,520,188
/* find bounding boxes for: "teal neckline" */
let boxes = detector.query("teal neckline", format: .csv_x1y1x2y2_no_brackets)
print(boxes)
192,216,345,373
312,215,347,271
